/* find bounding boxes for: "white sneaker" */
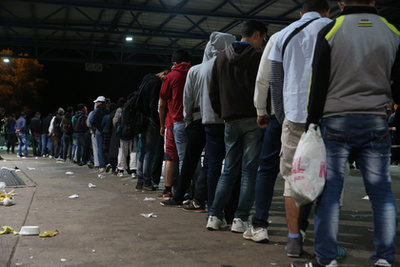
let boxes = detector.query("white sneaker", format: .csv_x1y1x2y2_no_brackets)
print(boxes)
42,155,46,158
375,259,392,266
131,173,137,179
206,216,228,230
117,171,124,178
49,155,53,159
243,226,269,243
231,218,250,233
97,168,105,173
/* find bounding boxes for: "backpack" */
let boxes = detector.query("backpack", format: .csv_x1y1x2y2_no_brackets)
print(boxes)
73,113,88,133
116,88,147,139
61,119,73,136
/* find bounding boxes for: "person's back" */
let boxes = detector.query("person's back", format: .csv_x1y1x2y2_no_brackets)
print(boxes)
294,1,400,267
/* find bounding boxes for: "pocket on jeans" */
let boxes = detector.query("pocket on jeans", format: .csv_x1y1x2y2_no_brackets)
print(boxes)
322,126,348,157
370,130,391,156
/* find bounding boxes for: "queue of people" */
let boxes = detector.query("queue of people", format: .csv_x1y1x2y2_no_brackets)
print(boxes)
0,0,398,266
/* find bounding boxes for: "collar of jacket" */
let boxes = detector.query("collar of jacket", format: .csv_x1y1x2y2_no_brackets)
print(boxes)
341,5,378,16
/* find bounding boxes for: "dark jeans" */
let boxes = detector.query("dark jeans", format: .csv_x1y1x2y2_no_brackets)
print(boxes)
75,133,86,164
31,133,41,156
251,116,282,228
174,119,205,201
63,134,73,160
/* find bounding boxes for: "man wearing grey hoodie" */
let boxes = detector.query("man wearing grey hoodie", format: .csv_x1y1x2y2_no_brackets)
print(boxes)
161,32,236,212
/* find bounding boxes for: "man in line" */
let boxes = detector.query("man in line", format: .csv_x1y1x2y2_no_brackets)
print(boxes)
268,0,331,257
207,20,267,232
15,111,28,157
30,112,42,157
293,0,399,266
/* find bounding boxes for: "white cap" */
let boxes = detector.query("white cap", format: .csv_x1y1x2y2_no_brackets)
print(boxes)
93,96,105,103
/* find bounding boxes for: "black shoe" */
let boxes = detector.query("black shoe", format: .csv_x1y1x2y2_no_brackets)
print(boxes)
142,185,156,192
160,197,183,207
135,184,143,191
286,236,302,258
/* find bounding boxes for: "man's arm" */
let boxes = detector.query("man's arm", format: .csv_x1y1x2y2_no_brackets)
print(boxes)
159,99,167,136
209,58,221,117
270,60,284,125
183,69,195,125
391,45,400,104
306,26,333,130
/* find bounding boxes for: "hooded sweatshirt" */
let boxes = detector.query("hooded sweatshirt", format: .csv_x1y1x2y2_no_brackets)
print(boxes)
183,32,236,125
160,62,191,124
209,42,262,122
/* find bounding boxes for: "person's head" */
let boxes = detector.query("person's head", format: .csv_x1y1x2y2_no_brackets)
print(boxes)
105,98,111,107
203,32,236,62
35,111,41,118
156,70,169,81
20,111,26,117
171,49,191,67
66,106,74,115
338,0,375,10
301,0,330,17
240,20,268,50
77,103,85,111
57,108,65,116
93,96,106,107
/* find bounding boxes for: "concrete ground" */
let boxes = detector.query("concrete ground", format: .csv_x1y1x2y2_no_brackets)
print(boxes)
0,148,399,267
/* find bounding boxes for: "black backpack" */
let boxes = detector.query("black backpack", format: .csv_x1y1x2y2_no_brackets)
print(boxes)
73,113,88,133
116,88,147,139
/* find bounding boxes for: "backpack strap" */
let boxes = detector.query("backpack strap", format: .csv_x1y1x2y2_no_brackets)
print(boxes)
282,18,319,59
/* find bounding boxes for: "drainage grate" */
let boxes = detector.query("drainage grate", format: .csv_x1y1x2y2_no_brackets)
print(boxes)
0,169,26,186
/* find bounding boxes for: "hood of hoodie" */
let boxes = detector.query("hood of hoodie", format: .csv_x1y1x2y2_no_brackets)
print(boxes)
172,61,191,74
225,42,255,65
202,32,236,63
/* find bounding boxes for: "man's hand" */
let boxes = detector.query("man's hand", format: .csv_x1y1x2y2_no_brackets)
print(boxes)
257,115,270,129
160,125,166,137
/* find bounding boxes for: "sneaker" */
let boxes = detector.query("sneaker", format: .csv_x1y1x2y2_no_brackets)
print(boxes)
291,257,338,267
97,168,105,173
336,245,346,259
49,155,53,159
105,164,112,173
182,200,206,213
56,157,62,161
300,229,306,243
131,173,137,179
206,216,228,230
243,226,269,243
43,155,46,158
142,185,156,192
231,218,250,233
374,259,392,267
135,184,143,191
87,162,94,169
117,171,124,178
157,191,172,200
160,197,183,207
286,236,303,258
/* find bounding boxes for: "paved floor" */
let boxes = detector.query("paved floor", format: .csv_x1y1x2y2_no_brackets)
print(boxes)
0,149,399,267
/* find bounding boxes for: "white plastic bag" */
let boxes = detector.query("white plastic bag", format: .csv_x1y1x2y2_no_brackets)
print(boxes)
290,123,326,206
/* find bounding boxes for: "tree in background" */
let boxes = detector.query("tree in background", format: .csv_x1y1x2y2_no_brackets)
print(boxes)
0,49,47,114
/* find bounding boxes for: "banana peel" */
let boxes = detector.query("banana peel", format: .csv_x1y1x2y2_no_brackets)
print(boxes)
0,226,18,235
39,230,59,237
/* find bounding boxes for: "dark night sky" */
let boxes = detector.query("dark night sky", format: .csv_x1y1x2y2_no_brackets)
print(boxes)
34,60,165,116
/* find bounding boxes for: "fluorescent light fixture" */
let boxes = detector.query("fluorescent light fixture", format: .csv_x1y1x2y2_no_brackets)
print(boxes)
3,58,10,63
125,36,133,42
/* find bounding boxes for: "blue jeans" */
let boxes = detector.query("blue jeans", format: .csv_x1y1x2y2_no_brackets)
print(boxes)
251,116,282,228
41,134,52,156
315,114,397,265
204,124,225,208
137,124,163,186
17,133,28,156
75,133,86,164
172,121,188,174
31,133,41,156
209,118,263,221
95,130,104,168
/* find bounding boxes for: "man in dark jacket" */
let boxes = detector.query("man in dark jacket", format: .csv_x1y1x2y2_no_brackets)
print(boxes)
207,20,267,232
41,113,53,157
30,112,42,156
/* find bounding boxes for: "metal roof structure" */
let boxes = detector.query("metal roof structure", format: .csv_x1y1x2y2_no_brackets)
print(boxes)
0,0,399,66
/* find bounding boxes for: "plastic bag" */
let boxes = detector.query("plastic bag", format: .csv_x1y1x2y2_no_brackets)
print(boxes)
290,123,326,206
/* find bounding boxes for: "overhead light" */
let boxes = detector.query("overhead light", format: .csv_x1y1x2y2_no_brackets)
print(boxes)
125,36,133,42
3,58,10,63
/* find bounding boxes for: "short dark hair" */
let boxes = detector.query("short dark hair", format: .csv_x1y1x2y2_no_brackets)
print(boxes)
77,103,85,110
171,49,191,64
339,0,373,4
241,20,268,38
302,0,330,13
35,111,41,116
20,111,25,117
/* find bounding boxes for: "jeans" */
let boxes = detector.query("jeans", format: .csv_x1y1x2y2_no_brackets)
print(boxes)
209,118,263,221
174,119,205,201
63,134,73,160
75,133,86,164
204,124,225,208
137,125,163,186
95,130,104,167
17,132,28,156
251,116,282,228
172,121,188,174
41,134,52,156
315,114,397,265
31,133,41,156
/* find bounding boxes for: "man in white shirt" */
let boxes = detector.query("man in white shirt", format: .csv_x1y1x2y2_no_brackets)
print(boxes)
268,0,331,258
